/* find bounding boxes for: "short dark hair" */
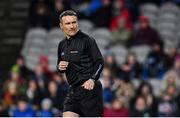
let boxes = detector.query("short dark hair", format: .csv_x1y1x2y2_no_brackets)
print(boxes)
59,10,77,22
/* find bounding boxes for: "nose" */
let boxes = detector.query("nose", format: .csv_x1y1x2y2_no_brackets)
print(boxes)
70,23,74,29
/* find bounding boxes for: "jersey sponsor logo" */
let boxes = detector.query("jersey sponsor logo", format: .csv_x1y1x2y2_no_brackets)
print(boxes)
70,50,78,53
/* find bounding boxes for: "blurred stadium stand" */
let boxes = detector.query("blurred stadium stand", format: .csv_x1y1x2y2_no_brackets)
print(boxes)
0,0,180,117
0,0,31,81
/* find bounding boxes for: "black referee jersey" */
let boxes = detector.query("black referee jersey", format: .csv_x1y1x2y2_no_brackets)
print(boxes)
57,30,104,86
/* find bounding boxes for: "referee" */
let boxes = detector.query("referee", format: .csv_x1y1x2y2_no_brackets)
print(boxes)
57,10,104,117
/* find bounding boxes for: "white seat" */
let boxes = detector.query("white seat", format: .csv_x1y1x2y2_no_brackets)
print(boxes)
79,20,94,32
160,2,179,14
48,28,64,38
159,30,177,40
130,45,151,63
25,28,47,39
25,54,40,70
141,13,157,26
92,28,112,41
148,79,163,97
140,3,159,15
164,39,179,48
48,55,58,71
110,45,127,64
157,22,176,31
95,38,109,48
131,79,142,89
158,13,178,23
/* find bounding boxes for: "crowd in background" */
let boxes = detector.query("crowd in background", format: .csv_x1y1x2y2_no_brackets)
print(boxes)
0,0,180,117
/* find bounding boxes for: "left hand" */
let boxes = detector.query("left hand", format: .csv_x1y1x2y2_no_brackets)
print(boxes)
81,79,95,90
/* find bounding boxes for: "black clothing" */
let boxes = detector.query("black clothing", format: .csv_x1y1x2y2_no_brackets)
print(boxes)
0,110,9,117
57,30,104,86
57,30,104,116
63,80,103,117
90,3,113,28
130,109,152,117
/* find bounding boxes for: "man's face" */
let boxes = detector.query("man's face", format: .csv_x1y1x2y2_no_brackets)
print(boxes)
60,15,78,38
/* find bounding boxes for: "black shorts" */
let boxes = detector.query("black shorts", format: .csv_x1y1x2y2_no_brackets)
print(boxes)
63,80,103,117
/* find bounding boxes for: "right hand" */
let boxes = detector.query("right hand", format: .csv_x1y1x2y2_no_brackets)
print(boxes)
58,61,69,71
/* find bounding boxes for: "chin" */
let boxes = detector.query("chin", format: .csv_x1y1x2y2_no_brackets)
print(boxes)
69,32,77,36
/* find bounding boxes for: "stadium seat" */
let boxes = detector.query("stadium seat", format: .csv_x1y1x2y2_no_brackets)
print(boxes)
140,3,159,15
78,20,94,33
130,45,151,63
148,79,164,97
110,45,127,64
92,28,112,42
160,2,179,14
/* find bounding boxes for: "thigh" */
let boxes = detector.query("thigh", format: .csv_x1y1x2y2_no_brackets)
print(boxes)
80,81,103,117
63,89,81,115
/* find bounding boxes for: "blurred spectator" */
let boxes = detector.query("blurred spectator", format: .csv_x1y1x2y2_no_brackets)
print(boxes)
158,93,179,117
91,0,113,28
11,55,32,80
39,56,52,78
44,81,63,110
26,80,43,107
110,0,133,31
100,68,114,107
143,41,169,80
162,70,180,91
0,101,9,116
165,85,178,99
103,96,129,117
104,51,120,77
124,0,139,22
3,81,19,109
37,98,54,117
166,48,178,69
12,95,36,117
52,72,68,103
3,67,27,108
131,82,158,116
171,54,180,77
7,66,27,94
54,0,71,13
111,16,132,46
175,86,180,116
32,63,50,91
130,96,152,117
52,0,71,27
29,0,54,29
118,52,142,81
102,77,114,106
78,0,103,18
131,16,161,46
115,80,135,107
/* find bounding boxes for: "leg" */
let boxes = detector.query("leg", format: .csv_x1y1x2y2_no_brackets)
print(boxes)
63,88,82,117
63,111,79,117
80,81,103,117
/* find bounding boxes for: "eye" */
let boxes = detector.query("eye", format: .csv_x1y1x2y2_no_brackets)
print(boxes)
72,21,76,24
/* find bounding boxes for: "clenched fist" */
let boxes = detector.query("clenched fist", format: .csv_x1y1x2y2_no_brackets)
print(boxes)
58,61,69,71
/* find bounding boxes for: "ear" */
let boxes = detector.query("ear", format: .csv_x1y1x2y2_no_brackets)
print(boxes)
59,22,63,29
